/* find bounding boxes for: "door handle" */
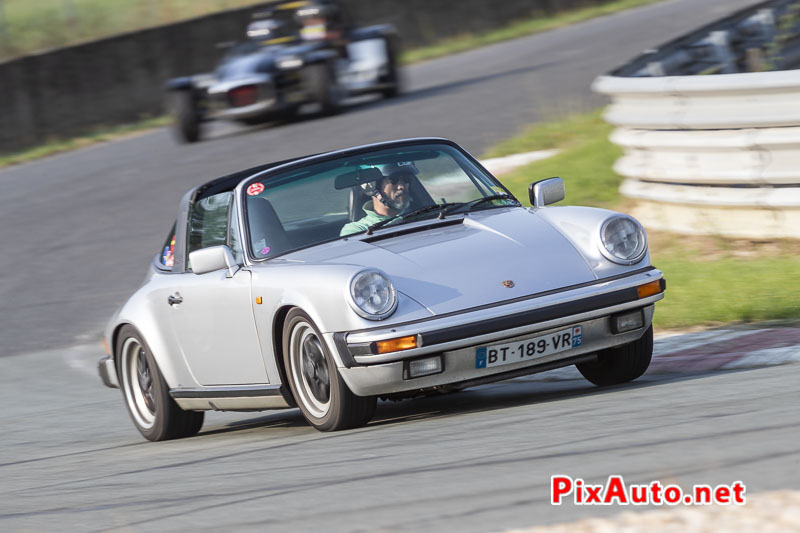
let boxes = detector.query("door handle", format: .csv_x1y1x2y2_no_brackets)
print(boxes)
168,293,183,306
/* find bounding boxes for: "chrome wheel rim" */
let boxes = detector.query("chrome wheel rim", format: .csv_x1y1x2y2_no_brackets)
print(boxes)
120,337,156,429
289,321,331,419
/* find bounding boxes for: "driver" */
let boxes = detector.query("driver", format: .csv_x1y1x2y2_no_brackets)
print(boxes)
340,164,414,236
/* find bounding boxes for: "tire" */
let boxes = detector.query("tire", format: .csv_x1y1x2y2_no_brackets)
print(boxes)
116,325,204,441
305,62,344,116
282,309,376,431
171,91,201,143
576,325,653,386
380,38,402,99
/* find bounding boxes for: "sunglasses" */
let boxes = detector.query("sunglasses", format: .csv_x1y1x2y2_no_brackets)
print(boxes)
384,173,412,186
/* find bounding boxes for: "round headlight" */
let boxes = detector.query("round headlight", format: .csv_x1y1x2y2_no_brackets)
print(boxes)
599,215,647,264
348,270,397,320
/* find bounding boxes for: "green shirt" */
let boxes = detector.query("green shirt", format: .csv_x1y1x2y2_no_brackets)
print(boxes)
340,204,393,236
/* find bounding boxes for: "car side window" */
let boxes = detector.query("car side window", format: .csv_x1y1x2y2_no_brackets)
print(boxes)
187,192,233,265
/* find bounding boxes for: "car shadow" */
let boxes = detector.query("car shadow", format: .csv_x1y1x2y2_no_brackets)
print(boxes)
200,365,770,437
366,365,770,427
200,410,310,436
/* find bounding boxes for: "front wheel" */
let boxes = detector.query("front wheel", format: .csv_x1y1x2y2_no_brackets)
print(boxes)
116,325,204,441
576,326,653,386
283,309,376,431
171,91,201,143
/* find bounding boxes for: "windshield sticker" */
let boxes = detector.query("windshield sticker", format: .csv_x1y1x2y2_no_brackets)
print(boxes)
247,183,265,196
162,235,175,267
260,246,271,255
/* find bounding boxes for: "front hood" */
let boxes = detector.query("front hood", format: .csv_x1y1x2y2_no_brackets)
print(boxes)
215,42,323,80
283,208,597,315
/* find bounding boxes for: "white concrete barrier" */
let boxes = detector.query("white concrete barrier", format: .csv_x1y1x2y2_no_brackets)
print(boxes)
594,71,800,129
592,71,800,239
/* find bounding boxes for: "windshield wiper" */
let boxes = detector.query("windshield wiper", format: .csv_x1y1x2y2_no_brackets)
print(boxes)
441,194,518,216
365,203,460,235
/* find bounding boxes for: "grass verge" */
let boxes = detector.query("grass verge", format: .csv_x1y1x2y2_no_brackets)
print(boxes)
483,110,800,330
0,0,267,61
403,0,662,64
486,110,623,208
0,116,170,168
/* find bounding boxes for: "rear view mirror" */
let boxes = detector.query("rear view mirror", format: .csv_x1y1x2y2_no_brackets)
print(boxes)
189,245,239,277
529,177,565,207
334,167,384,189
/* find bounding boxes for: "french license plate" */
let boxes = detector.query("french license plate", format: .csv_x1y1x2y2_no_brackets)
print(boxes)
475,326,583,369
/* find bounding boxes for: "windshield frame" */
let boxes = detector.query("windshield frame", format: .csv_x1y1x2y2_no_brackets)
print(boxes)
237,138,518,263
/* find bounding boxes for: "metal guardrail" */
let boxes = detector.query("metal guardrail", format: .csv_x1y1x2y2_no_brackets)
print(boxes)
592,0,800,239
612,0,800,76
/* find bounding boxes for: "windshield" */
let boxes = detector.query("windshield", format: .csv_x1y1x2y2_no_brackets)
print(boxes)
242,143,517,260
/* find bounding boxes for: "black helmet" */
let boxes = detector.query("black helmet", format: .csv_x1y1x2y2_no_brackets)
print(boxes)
247,8,300,42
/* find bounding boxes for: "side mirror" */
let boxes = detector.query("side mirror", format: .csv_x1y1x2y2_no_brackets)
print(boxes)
189,245,239,277
529,177,565,207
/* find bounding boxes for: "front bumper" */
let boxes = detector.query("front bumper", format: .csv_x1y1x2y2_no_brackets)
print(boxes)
205,75,306,120
332,268,665,396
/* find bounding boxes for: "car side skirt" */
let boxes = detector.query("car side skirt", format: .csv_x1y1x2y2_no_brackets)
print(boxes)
170,385,291,411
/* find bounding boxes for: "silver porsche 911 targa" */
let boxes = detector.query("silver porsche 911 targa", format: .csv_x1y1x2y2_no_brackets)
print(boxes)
98,138,665,441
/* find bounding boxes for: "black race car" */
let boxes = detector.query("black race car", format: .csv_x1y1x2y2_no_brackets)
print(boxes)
165,0,402,143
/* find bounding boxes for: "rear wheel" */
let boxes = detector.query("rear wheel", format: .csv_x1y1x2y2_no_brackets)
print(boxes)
283,309,376,431
305,62,344,115
171,91,201,143
116,325,204,441
576,326,653,386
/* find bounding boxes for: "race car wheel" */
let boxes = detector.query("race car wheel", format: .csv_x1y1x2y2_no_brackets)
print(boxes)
283,309,376,431
116,325,204,441
576,325,653,386
306,62,344,116
171,91,201,143
381,38,402,99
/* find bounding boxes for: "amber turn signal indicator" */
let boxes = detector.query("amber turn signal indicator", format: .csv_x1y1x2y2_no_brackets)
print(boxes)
637,279,663,299
375,335,418,354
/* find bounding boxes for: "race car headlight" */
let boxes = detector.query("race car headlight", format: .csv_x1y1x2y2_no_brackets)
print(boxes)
348,270,397,320
599,215,647,265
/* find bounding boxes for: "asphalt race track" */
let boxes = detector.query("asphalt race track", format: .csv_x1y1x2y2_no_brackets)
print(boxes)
2,341,798,531
3,0,798,531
